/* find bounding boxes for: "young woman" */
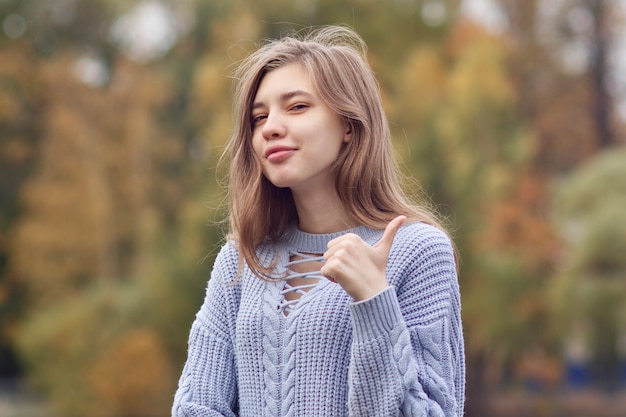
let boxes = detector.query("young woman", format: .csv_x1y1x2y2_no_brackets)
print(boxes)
172,26,465,417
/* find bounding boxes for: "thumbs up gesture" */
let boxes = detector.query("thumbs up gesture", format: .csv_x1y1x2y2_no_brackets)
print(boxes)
321,215,406,301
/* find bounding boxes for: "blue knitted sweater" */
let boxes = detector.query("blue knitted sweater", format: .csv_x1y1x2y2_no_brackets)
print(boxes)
172,222,465,416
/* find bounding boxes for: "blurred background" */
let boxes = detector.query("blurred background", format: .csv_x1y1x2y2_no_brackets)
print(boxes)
1,0,625,416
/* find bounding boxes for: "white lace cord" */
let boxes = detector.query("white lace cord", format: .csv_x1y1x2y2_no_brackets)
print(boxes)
278,252,325,314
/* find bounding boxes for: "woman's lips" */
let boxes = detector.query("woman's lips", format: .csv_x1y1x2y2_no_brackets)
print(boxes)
265,147,296,162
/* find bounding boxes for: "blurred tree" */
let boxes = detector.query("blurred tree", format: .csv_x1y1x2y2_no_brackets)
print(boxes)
85,328,174,417
548,147,626,389
499,0,624,172
500,0,594,170
0,0,131,376
2,1,213,414
0,41,46,376
17,279,177,417
9,54,182,306
585,0,617,148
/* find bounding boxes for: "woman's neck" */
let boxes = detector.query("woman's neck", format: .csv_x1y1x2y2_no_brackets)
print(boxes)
291,187,357,234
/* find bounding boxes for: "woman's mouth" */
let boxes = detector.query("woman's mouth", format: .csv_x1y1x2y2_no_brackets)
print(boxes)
265,146,297,162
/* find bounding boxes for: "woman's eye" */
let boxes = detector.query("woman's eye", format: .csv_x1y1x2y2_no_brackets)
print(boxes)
252,114,267,125
290,103,308,111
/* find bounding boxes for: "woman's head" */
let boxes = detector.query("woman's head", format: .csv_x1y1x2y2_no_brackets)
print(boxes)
232,26,388,166
224,25,444,278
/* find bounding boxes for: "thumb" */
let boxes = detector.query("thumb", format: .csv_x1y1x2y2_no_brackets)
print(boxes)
374,215,406,256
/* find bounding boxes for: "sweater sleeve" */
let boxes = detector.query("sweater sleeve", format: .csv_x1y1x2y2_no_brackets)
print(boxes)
347,225,464,417
172,245,240,417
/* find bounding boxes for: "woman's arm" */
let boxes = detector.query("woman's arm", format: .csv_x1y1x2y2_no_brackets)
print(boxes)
172,246,240,417
347,224,464,417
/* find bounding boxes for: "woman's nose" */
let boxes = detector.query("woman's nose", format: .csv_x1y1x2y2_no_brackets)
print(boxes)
261,112,286,140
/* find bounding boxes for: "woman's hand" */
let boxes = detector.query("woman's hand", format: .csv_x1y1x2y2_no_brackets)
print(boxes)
321,215,406,301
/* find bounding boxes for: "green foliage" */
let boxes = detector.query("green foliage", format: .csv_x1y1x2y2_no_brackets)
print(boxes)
548,147,626,379
466,253,547,356
17,281,173,417
391,23,532,216
556,148,626,223
16,203,216,416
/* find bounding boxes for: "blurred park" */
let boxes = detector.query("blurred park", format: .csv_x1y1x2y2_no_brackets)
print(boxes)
1,0,625,416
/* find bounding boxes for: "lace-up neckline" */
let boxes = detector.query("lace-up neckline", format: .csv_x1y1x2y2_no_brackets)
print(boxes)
274,225,383,315
278,251,325,315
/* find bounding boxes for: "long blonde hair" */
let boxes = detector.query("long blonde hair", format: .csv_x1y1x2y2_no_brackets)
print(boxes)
224,26,447,279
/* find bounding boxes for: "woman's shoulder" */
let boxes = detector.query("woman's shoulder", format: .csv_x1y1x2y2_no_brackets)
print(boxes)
388,222,458,290
390,221,456,266
395,221,453,248
210,240,242,284
215,239,240,262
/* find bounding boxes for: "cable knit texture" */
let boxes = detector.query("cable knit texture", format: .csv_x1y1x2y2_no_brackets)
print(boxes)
172,222,465,416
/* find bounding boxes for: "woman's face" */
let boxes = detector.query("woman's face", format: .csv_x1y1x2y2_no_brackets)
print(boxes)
251,62,351,194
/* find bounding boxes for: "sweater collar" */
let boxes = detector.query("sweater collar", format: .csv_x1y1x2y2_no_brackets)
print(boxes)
280,224,383,254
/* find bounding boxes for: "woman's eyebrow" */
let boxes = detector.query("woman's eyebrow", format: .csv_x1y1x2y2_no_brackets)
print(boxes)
252,90,315,110
279,90,315,102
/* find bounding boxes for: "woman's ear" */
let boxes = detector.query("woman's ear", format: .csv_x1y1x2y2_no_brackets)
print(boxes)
343,123,352,142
